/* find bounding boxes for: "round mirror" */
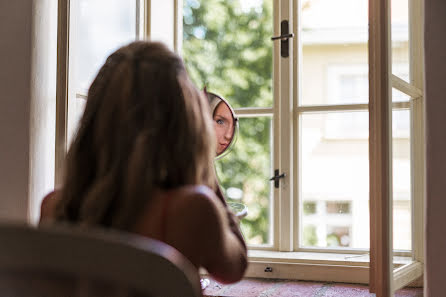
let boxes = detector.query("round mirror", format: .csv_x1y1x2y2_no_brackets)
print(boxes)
205,91,238,159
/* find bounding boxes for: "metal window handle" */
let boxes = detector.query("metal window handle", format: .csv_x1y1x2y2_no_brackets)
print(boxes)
271,20,293,57
269,169,286,188
271,33,294,41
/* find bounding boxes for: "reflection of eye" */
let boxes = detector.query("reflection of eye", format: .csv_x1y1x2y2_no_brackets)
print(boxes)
216,119,224,125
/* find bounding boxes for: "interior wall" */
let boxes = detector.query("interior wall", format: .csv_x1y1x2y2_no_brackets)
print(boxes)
0,0,33,221
424,0,446,296
0,0,56,223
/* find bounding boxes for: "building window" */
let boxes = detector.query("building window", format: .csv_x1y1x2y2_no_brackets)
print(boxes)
56,0,424,286
181,0,422,256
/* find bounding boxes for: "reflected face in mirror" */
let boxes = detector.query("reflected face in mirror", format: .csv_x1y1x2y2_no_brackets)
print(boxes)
213,101,234,155
206,92,238,157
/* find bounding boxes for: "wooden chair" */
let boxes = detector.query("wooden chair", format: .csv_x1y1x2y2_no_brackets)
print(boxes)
0,223,202,297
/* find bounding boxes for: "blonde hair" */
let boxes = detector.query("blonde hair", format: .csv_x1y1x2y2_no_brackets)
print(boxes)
54,41,216,229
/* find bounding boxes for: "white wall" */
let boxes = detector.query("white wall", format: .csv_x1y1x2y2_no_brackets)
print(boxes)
0,0,56,223
0,0,33,221
424,0,446,295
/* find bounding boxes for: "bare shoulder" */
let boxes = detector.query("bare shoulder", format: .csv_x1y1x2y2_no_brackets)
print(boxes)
173,185,225,218
165,185,227,236
40,190,60,223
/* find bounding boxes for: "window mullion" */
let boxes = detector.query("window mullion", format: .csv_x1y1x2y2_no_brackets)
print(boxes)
272,0,281,251
277,0,294,252
292,0,301,251
55,0,70,186
368,0,393,295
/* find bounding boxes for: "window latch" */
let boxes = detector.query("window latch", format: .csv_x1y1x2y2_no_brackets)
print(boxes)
269,169,286,188
271,20,294,57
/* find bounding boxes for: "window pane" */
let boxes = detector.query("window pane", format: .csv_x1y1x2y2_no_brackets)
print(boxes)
301,0,368,106
391,0,409,82
393,88,411,103
182,0,273,108
67,0,137,145
300,112,369,249
70,0,137,92
393,109,411,250
215,117,273,245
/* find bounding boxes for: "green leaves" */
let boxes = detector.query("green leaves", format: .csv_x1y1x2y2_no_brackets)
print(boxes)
183,0,273,244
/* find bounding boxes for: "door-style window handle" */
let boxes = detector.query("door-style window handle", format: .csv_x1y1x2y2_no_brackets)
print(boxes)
269,169,286,188
271,33,294,41
270,20,293,57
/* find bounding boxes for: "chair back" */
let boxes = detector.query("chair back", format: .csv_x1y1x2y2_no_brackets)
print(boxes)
0,223,202,297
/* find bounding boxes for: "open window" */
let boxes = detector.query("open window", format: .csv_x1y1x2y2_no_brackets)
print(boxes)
180,0,424,292
55,0,424,293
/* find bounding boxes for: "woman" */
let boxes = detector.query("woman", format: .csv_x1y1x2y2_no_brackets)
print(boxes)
40,41,247,284
206,92,236,155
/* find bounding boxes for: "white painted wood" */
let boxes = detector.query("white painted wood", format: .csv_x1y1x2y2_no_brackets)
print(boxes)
29,0,57,224
55,0,70,187
233,107,274,117
408,0,425,265
174,0,183,53
391,74,423,98
277,0,294,252
272,0,281,251
248,250,413,266
144,0,151,39
368,0,393,295
245,261,369,284
76,93,87,100
296,247,410,257
393,261,423,291
292,0,302,251
296,102,410,113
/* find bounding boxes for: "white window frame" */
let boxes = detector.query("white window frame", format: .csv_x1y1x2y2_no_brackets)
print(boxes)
56,0,425,290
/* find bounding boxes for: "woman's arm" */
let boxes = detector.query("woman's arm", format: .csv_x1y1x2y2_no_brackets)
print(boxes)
194,189,248,284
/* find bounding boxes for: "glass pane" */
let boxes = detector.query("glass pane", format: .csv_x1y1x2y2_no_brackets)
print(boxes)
67,0,137,145
391,0,409,82
67,97,87,146
182,0,273,108
301,0,368,106
215,117,273,245
70,0,137,92
393,109,411,250
393,87,411,103
300,112,369,249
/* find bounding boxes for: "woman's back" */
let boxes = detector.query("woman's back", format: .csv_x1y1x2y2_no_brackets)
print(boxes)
133,185,246,283
41,185,247,284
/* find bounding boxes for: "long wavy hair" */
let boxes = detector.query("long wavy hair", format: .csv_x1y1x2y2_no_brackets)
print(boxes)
54,41,216,230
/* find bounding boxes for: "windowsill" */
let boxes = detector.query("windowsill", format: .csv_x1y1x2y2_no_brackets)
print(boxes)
248,250,413,267
200,250,420,285
201,250,418,285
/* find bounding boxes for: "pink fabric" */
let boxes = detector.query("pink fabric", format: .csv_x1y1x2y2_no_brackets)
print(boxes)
202,278,422,297
424,0,446,296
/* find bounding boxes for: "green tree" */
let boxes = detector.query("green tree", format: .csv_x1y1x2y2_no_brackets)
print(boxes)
182,0,273,244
